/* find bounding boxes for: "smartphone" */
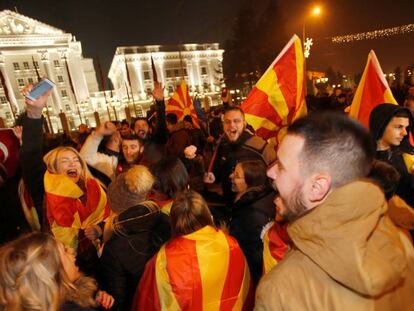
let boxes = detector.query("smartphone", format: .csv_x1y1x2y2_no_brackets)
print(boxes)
25,78,55,101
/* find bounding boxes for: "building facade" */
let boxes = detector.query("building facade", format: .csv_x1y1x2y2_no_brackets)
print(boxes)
0,10,100,130
108,43,224,118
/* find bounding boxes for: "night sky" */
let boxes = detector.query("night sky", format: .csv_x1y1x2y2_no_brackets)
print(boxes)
1,0,413,78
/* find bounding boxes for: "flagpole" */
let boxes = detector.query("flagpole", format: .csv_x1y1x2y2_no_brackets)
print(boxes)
63,56,83,124
124,56,138,117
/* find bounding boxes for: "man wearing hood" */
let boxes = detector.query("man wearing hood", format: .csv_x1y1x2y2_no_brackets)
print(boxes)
255,112,414,311
369,103,414,208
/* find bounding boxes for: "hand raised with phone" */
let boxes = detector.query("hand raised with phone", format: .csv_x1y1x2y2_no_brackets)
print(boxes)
23,79,54,119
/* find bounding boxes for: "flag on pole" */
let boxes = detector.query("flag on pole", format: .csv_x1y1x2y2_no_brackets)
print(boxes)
166,80,200,127
240,34,306,146
132,226,254,311
348,50,397,127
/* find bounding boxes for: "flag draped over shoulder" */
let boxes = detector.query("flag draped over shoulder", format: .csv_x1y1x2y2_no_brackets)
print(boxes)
133,226,254,311
166,80,200,128
262,222,290,275
240,35,306,145
348,50,397,127
44,172,110,254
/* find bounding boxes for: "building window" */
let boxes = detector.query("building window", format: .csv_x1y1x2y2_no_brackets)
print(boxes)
0,96,7,103
17,78,25,87
184,68,187,76
166,69,172,78
144,71,150,80
13,62,20,70
174,69,179,77
168,85,174,93
57,75,64,83
23,62,30,70
65,104,71,111
201,67,207,75
53,60,60,68
28,77,34,84
61,90,68,98
33,61,39,69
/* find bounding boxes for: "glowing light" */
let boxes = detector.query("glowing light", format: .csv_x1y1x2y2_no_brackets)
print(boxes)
304,37,313,58
332,23,414,44
312,6,321,16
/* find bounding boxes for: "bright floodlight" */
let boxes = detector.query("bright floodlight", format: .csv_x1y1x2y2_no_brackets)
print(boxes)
312,6,321,16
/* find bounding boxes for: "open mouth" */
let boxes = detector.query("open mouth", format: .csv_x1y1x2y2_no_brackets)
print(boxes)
66,169,78,179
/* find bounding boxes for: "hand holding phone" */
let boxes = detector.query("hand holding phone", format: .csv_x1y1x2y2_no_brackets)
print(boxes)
25,78,55,101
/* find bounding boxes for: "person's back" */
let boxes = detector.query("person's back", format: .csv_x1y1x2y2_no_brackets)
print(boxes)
133,191,254,311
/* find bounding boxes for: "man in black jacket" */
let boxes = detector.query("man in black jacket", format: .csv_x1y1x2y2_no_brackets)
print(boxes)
204,106,276,219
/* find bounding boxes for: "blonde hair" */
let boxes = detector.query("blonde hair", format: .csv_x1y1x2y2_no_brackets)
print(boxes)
124,165,155,199
43,146,92,182
0,233,97,311
170,190,214,237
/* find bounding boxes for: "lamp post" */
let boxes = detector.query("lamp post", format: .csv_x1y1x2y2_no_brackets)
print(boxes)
303,5,321,58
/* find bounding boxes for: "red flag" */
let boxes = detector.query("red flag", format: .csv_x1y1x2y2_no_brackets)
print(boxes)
0,129,20,177
240,35,306,146
348,50,397,127
166,80,200,128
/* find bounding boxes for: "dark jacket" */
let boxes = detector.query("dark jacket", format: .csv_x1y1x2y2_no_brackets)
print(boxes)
215,131,276,206
229,186,276,286
166,125,191,160
20,116,46,225
369,104,414,207
99,202,171,311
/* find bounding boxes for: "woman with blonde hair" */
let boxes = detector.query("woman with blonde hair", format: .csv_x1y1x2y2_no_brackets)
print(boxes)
100,165,170,311
20,85,110,274
0,232,114,310
133,190,254,311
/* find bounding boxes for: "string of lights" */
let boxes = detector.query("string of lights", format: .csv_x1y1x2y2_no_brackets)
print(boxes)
331,23,414,44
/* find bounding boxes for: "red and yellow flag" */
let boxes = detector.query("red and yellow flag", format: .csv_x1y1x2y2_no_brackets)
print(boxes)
348,50,397,127
262,222,290,275
44,172,110,254
133,226,254,311
240,35,306,146
166,80,200,127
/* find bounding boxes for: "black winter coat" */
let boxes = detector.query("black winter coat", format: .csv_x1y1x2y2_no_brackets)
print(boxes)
229,186,276,286
99,203,171,311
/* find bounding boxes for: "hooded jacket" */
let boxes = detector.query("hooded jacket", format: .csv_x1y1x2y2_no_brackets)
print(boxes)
255,181,414,311
99,201,171,311
369,103,414,207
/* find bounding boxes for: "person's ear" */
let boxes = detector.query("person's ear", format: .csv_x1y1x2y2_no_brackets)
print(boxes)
308,173,331,204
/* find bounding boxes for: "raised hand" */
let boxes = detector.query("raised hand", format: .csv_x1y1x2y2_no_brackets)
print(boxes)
23,83,53,119
95,121,117,137
152,81,164,101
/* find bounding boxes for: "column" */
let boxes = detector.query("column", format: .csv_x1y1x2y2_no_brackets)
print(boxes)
207,58,215,92
194,58,201,92
186,58,195,90
0,55,19,114
39,50,62,113
132,60,146,99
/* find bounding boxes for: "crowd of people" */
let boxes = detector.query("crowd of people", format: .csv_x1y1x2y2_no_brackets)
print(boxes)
0,80,414,310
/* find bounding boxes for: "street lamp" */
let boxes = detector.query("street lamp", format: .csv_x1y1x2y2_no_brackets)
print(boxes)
303,4,322,58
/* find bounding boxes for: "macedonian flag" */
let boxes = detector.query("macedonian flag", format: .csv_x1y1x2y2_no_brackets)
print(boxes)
348,50,397,127
240,35,306,146
133,226,254,311
44,172,110,254
262,222,290,275
166,80,200,128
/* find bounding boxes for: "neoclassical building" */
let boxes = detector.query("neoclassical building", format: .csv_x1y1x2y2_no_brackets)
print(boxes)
0,10,100,130
108,43,224,116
